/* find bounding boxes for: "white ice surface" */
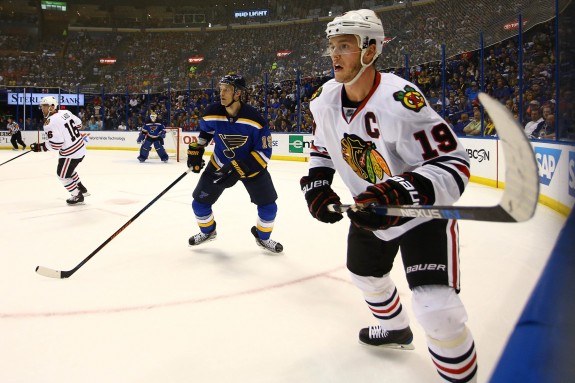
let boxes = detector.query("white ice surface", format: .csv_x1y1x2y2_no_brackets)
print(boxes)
0,149,565,383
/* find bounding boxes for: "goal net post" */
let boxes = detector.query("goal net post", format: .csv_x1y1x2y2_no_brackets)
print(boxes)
149,127,187,162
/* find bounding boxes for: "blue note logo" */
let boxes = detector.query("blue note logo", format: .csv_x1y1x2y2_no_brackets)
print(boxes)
534,147,561,186
569,151,575,198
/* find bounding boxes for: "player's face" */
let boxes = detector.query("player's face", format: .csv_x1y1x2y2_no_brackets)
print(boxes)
219,84,237,105
40,104,51,118
328,35,362,84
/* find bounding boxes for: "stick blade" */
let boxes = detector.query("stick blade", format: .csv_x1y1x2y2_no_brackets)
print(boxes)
478,93,540,222
35,266,63,279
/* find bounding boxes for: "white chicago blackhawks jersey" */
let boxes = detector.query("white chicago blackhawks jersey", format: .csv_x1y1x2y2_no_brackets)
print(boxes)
43,110,86,159
309,72,470,240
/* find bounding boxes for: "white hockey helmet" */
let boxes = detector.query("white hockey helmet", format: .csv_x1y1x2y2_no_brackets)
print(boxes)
150,112,157,122
39,96,59,108
39,96,59,117
326,9,385,59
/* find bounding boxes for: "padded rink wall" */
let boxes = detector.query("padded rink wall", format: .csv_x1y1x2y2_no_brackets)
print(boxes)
489,207,575,383
12,130,572,213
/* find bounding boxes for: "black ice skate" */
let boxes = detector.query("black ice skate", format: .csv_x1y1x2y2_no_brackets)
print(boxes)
251,226,283,254
66,193,85,206
359,326,414,350
77,183,90,196
188,228,217,246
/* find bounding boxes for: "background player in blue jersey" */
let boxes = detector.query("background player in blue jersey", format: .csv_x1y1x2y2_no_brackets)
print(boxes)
137,112,168,162
186,74,283,253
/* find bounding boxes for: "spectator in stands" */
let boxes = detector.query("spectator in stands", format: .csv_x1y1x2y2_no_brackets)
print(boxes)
129,95,139,111
463,107,482,136
452,112,470,136
427,90,439,106
86,115,99,131
492,78,513,102
484,115,497,136
524,94,540,121
538,103,556,140
524,105,545,139
465,81,480,103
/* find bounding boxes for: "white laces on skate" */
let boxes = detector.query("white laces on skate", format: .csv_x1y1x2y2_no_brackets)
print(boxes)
192,232,207,241
262,238,279,249
368,326,390,339
257,238,283,253
189,230,217,246
250,226,283,253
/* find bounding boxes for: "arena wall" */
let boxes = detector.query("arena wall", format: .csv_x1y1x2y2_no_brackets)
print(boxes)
5,130,573,217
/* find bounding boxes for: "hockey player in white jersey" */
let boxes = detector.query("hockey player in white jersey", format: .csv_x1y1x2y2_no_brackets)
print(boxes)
300,10,477,383
30,96,89,205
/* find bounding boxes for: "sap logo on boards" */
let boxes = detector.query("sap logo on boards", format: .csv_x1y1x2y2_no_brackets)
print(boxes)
569,151,575,198
534,147,561,186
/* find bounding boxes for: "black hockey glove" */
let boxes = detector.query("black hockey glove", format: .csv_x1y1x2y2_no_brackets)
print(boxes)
300,167,343,224
187,143,205,173
213,160,249,188
347,173,432,231
30,142,48,152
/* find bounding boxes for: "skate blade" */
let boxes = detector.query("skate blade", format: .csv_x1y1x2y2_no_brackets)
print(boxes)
359,340,415,351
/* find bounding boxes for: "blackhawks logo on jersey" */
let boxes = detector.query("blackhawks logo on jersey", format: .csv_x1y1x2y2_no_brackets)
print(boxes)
393,85,426,112
310,86,323,101
340,133,391,183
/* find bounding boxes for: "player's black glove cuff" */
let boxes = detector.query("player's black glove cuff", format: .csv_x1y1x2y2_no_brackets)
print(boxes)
213,160,248,188
187,143,205,173
30,142,48,152
300,167,343,224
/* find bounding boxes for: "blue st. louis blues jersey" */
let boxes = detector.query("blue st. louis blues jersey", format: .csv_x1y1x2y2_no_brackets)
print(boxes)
199,102,272,173
139,123,166,141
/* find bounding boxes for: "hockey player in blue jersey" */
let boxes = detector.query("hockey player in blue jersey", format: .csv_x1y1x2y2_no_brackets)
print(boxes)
137,112,169,162
186,74,283,253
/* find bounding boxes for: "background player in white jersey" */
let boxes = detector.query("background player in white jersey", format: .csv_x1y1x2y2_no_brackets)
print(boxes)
187,74,283,253
299,10,476,382
30,96,89,205
7,116,26,150
136,112,169,162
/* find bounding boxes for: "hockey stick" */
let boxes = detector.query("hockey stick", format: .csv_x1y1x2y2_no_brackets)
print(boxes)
0,150,31,166
328,93,539,223
35,168,193,279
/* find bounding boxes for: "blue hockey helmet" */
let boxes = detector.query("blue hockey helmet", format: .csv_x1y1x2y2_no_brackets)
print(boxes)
220,73,246,92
